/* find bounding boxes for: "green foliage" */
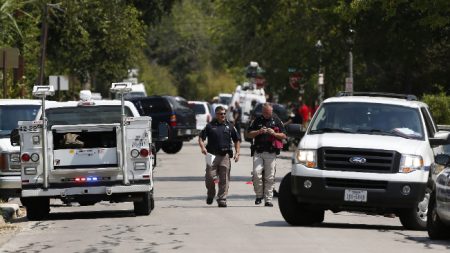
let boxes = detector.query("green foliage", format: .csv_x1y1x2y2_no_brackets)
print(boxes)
422,93,450,125
137,55,177,96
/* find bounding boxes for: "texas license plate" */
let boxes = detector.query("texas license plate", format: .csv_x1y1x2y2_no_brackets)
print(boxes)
344,189,367,202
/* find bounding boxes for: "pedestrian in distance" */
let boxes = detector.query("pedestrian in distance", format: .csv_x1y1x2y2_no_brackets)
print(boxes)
232,101,242,137
247,103,286,207
198,106,241,208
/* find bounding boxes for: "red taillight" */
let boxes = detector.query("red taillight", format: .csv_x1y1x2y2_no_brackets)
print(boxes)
170,114,177,127
140,149,149,157
21,153,30,162
0,154,7,171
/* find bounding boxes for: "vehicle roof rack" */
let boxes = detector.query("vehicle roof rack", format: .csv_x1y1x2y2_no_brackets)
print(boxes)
336,91,417,101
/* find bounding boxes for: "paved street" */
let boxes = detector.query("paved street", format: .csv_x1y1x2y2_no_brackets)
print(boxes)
0,140,449,253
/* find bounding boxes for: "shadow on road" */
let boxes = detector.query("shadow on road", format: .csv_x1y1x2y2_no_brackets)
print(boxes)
256,220,405,231
393,232,450,249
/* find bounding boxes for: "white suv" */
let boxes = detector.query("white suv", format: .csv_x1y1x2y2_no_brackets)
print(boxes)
0,99,41,201
279,92,450,230
188,101,213,130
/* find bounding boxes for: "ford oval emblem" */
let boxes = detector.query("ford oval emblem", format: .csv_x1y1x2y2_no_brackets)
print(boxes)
349,156,367,164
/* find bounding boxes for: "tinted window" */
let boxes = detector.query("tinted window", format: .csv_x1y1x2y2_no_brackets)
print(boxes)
189,104,206,114
0,105,40,136
219,96,231,105
310,102,424,139
166,96,189,110
140,98,171,114
46,106,133,128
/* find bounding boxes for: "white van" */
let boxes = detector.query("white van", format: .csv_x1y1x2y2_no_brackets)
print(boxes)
279,92,450,230
228,83,266,128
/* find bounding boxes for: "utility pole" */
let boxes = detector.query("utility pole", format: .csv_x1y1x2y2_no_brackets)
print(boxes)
345,29,355,92
37,4,49,86
316,40,324,102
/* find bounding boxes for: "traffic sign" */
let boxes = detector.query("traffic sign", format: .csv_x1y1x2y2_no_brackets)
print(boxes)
289,72,302,89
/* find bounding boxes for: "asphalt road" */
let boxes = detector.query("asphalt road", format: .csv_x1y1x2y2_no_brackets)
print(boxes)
0,140,449,253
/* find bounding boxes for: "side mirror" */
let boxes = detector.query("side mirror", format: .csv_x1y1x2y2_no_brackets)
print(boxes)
10,128,20,146
285,124,305,139
429,131,450,147
157,122,169,141
434,154,450,167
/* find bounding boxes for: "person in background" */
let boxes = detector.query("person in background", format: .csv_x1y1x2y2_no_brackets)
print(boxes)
247,103,286,207
232,101,242,137
298,99,311,128
198,106,241,208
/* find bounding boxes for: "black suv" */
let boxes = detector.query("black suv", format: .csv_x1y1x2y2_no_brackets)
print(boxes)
128,96,198,154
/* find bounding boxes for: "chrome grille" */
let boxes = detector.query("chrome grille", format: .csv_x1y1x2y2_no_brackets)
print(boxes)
318,147,400,173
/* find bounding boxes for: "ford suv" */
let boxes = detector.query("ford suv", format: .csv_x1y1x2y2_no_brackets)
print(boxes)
279,92,450,230
128,96,198,154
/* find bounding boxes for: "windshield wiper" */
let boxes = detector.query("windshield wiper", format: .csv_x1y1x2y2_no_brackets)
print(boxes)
310,128,353,133
356,128,416,139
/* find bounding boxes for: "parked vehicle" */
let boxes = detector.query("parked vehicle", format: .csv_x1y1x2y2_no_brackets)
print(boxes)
279,92,450,230
427,142,450,239
188,101,213,130
0,99,41,201
228,84,266,129
14,84,164,220
128,95,198,154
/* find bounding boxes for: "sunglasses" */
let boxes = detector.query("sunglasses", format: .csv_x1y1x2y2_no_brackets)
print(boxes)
216,112,226,115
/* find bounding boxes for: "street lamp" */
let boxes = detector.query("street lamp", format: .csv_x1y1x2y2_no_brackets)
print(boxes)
315,40,324,102
345,28,356,92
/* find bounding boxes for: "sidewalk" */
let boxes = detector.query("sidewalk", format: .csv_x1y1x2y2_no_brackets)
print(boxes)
0,201,26,247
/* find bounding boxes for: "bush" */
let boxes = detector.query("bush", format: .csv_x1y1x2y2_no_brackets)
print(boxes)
422,93,450,124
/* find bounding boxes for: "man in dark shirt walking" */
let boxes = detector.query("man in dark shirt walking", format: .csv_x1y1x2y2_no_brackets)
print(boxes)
247,103,286,207
198,106,241,207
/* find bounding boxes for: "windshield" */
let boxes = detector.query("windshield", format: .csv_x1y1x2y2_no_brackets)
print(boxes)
46,105,133,128
0,105,40,137
309,102,424,139
219,96,231,105
189,104,206,114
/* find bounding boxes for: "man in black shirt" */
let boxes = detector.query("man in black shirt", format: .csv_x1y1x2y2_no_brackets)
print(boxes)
247,103,286,207
198,106,241,207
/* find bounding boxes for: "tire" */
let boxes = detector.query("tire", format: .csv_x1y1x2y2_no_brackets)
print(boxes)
134,191,154,216
161,141,183,154
278,173,324,226
427,192,450,240
399,187,431,230
24,197,50,221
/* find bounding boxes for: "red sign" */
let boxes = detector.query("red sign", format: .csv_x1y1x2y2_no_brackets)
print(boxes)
289,73,302,89
255,76,266,88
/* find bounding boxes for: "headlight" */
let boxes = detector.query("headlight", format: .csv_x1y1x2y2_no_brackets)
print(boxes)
295,149,317,168
399,154,423,173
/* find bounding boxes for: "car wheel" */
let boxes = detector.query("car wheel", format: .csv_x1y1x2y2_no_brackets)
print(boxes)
23,197,50,221
134,191,153,216
161,141,183,154
427,192,450,240
399,187,431,230
278,173,324,226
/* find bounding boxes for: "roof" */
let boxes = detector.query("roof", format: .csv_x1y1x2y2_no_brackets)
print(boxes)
324,95,428,108
0,99,42,105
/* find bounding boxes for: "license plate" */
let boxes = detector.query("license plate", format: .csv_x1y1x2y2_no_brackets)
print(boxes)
186,129,191,135
344,189,367,202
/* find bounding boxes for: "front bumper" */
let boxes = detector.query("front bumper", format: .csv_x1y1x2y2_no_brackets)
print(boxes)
0,175,21,189
21,184,152,197
292,175,426,210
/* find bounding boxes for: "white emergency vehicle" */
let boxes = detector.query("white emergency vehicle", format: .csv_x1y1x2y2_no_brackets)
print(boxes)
15,84,166,220
228,83,266,127
279,92,450,230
